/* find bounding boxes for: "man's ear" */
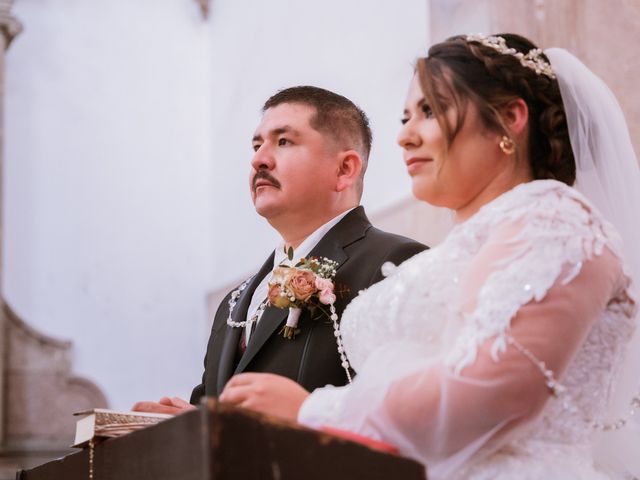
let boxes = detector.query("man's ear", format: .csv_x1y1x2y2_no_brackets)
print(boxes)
335,150,363,192
502,98,529,137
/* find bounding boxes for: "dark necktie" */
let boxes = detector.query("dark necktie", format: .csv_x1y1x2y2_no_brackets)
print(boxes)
237,303,263,354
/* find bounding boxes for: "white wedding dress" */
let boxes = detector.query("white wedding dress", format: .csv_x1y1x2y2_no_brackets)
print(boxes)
298,180,637,479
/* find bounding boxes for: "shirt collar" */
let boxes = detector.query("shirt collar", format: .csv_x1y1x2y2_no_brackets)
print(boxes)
272,207,356,268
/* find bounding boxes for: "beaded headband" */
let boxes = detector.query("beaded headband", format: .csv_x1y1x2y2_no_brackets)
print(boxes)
465,34,556,79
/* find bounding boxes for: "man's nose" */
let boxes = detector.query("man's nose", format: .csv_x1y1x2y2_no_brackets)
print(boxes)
251,145,275,171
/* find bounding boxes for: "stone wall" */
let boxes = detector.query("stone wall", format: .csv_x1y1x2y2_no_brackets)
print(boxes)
430,0,640,158
0,2,108,478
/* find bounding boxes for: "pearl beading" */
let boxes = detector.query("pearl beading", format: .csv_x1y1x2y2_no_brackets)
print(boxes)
507,334,640,432
330,302,352,384
225,276,353,384
226,276,255,328
507,335,567,398
587,395,640,432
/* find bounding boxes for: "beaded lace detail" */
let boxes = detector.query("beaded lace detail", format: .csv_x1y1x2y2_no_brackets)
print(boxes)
339,180,636,448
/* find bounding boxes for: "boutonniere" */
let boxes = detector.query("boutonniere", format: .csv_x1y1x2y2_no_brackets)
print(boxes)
225,248,352,384
267,248,337,338
268,247,352,383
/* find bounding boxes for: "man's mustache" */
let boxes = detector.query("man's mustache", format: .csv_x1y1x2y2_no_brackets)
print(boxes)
252,170,281,191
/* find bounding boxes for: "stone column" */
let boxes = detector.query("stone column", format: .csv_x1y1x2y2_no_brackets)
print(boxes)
0,5,107,475
0,0,22,451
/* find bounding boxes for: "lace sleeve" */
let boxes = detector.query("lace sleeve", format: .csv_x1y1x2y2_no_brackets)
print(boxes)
447,202,611,373
298,202,626,478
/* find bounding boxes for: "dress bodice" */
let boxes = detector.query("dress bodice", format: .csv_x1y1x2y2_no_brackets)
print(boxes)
340,180,636,447
298,180,637,479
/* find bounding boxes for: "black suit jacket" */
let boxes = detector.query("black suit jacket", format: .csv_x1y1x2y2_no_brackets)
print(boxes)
190,206,427,403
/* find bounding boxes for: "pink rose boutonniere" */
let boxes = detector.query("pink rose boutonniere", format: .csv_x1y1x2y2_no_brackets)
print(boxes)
267,251,339,339
266,248,352,383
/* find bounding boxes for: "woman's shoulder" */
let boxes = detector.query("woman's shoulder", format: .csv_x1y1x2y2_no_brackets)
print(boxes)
480,180,613,232
486,179,590,216
465,179,624,259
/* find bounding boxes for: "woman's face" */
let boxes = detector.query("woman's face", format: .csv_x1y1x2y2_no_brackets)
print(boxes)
397,74,521,221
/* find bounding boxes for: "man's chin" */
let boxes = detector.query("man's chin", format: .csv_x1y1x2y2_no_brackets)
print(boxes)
253,200,281,220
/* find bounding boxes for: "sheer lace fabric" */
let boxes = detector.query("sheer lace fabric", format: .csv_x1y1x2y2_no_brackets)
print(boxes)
298,180,637,479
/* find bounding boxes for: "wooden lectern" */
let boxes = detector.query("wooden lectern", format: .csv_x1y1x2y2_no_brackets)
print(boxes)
17,399,426,479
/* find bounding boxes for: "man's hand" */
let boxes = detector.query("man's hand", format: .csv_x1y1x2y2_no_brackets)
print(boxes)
219,373,309,422
132,396,196,415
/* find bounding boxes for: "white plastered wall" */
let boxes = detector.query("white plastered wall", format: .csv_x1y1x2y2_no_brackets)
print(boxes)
4,0,430,410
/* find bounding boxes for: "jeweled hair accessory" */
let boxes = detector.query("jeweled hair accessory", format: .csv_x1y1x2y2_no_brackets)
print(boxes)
466,34,556,79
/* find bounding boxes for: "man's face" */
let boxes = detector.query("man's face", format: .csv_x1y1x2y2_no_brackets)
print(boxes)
250,103,338,221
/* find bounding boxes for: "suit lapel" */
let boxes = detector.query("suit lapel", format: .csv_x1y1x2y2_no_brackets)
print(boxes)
234,207,371,374
216,252,275,393
234,305,288,374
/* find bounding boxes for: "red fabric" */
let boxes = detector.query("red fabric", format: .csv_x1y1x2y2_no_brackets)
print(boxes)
319,426,399,455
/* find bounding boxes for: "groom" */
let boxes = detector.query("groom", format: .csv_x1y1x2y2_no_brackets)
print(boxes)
133,86,426,414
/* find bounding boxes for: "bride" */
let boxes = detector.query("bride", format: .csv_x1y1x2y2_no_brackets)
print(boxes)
220,33,640,479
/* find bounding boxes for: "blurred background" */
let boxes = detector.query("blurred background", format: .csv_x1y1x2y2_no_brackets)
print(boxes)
0,0,638,475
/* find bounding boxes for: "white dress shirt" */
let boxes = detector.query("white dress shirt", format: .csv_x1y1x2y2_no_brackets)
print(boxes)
244,208,355,343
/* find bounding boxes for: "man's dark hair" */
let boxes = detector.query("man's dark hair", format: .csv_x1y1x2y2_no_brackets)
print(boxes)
263,86,372,195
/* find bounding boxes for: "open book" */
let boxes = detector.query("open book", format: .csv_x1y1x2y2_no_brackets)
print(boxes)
73,408,173,448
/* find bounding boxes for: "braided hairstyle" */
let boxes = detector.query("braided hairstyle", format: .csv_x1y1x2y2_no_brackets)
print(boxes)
417,33,575,185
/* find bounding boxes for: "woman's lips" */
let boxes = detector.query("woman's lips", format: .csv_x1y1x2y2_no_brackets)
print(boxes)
405,157,432,175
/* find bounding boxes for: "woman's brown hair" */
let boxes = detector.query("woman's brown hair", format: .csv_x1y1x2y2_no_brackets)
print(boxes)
417,33,575,185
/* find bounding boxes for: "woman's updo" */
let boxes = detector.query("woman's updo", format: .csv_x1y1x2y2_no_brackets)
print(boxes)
417,33,575,185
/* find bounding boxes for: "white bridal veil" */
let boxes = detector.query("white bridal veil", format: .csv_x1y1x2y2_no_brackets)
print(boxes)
546,47,640,477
